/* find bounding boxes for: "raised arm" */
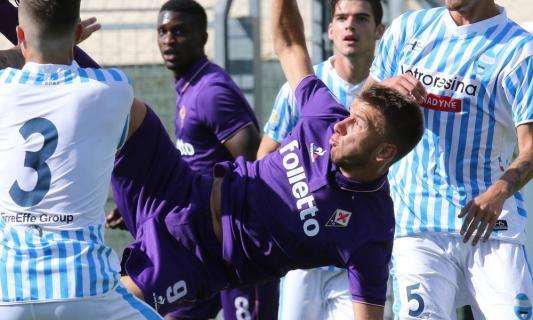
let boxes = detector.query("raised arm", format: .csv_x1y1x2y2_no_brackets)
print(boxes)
271,0,313,92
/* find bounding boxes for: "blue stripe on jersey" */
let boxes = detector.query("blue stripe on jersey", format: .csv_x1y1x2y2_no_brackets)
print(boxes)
35,72,45,85
19,70,31,84
5,68,16,83
514,192,527,217
416,22,448,232
78,68,90,83
10,229,23,301
108,68,123,81
91,227,109,293
87,226,98,296
50,72,59,82
24,231,38,300
93,69,106,82
41,231,54,299
58,231,69,299
63,70,74,84
115,285,162,320
74,230,84,297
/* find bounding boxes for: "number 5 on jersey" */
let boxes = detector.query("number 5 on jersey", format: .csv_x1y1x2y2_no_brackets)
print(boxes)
10,118,58,207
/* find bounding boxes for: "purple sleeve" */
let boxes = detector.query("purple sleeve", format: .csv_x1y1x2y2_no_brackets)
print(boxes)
294,75,348,119
346,240,392,306
0,0,99,68
198,82,258,142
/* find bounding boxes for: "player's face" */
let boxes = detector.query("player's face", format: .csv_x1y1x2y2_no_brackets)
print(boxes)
157,11,206,75
328,0,381,58
330,100,385,168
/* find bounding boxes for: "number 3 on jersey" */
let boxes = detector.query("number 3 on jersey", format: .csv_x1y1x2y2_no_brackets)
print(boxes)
10,118,58,207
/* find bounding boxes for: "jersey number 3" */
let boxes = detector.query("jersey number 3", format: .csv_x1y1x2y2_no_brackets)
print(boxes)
10,118,58,207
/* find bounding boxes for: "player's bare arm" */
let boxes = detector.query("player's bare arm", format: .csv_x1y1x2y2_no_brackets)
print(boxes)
460,122,533,245
257,136,280,159
353,302,384,320
271,0,313,92
223,123,261,161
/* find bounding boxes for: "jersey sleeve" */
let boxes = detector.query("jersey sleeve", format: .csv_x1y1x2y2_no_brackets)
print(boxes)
263,82,300,142
502,55,533,126
346,240,393,306
198,82,258,143
294,75,347,119
369,14,408,82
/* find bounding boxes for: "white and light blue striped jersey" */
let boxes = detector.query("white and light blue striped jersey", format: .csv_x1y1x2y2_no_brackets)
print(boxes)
0,62,134,303
370,7,532,243
264,56,364,141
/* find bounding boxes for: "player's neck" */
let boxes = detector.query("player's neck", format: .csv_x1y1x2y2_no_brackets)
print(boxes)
24,51,73,66
448,1,499,26
332,52,371,85
339,164,384,183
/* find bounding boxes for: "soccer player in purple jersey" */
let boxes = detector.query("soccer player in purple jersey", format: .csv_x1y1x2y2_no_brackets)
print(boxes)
110,1,424,319
108,1,278,319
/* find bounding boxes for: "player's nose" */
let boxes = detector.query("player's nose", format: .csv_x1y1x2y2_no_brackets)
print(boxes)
334,119,348,135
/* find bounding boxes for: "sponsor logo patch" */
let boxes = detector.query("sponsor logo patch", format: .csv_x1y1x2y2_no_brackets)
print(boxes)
493,219,508,231
421,93,462,113
309,143,326,162
326,209,352,227
400,64,480,97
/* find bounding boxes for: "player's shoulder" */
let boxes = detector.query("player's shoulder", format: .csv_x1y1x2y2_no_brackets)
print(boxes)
200,61,234,86
75,66,133,87
502,19,533,53
390,7,447,36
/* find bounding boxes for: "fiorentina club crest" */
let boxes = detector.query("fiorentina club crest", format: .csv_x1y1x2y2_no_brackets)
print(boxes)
179,105,187,126
326,209,352,227
309,143,326,162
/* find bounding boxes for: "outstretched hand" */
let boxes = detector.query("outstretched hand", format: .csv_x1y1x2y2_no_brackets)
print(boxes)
77,17,101,45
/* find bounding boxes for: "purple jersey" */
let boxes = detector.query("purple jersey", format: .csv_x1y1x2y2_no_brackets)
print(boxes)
216,75,394,306
111,76,393,312
174,56,259,175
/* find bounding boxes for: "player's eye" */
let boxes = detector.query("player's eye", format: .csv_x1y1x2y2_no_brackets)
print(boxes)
356,16,370,23
335,15,347,21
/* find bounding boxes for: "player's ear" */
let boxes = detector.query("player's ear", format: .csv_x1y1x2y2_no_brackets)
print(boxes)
16,25,25,46
74,23,83,44
375,142,396,166
375,23,385,40
327,22,334,41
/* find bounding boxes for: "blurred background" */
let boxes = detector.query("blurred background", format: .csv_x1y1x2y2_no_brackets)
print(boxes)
1,0,531,319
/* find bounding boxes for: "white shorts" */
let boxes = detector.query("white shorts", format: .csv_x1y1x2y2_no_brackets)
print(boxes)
278,267,354,320
391,234,533,320
0,285,163,320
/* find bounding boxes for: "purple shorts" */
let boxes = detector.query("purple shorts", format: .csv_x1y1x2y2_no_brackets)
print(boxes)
165,281,280,320
112,107,233,315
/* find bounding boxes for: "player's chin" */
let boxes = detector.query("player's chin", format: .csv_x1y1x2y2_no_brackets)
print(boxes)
330,147,342,165
164,60,182,71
